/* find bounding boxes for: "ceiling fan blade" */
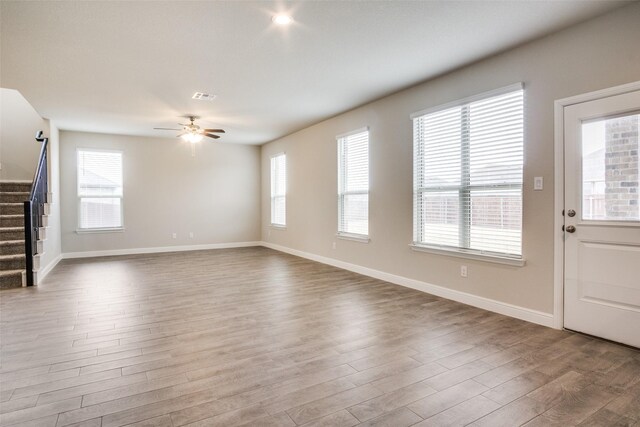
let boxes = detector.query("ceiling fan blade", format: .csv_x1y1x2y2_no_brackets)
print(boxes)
204,133,221,139
203,129,225,133
176,133,186,137
154,127,181,130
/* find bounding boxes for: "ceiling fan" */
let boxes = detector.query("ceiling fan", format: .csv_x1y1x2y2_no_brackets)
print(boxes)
154,116,225,143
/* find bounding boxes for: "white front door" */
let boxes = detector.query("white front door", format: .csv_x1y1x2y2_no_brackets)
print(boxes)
563,89,640,348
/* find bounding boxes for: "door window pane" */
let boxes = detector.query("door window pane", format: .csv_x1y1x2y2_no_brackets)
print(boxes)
582,114,639,221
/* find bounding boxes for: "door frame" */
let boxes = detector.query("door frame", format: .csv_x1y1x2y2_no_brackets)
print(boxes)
553,80,640,330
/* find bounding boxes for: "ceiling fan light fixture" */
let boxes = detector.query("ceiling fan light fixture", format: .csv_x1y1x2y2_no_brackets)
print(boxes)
272,14,293,26
156,116,224,144
182,132,203,143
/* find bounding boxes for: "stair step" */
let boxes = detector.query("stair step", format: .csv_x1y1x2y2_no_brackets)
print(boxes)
0,269,24,289
0,240,25,256
0,181,32,193
0,227,25,241
0,254,26,270
0,192,30,203
0,214,24,227
0,203,24,215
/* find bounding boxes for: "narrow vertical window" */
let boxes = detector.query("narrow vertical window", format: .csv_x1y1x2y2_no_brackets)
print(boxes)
270,153,287,226
337,128,369,238
77,149,124,230
412,84,524,260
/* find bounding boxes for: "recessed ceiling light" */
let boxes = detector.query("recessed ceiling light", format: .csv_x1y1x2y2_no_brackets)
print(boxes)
272,14,293,26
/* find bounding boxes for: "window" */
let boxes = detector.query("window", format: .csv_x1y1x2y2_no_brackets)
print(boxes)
337,128,369,238
412,84,524,261
77,149,123,230
270,153,286,226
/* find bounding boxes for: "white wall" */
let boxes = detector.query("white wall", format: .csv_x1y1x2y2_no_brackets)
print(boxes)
40,121,62,277
0,88,62,280
0,88,48,180
60,131,261,254
260,4,640,316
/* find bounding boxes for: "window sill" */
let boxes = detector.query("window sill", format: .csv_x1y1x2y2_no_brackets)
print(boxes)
410,244,525,267
270,224,287,230
76,227,125,234
336,233,370,243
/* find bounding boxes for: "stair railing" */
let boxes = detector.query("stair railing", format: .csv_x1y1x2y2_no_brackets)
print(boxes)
23,131,48,286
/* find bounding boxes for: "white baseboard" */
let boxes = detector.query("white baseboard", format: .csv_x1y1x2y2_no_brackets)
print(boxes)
37,253,62,282
260,241,555,328
62,241,262,259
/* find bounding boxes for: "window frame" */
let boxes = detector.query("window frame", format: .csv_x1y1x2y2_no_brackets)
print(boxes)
76,147,125,233
337,127,370,242
411,83,525,266
270,152,287,228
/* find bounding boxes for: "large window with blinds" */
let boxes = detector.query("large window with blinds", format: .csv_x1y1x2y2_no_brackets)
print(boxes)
337,128,369,238
412,84,524,260
270,153,287,226
77,149,124,230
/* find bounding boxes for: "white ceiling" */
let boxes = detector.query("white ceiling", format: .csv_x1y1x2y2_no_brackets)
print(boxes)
0,1,629,145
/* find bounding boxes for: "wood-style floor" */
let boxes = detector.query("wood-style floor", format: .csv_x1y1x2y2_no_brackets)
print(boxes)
1,247,639,427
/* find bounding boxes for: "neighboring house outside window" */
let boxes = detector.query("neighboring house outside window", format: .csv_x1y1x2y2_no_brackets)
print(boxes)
77,149,123,230
270,153,286,227
412,84,524,261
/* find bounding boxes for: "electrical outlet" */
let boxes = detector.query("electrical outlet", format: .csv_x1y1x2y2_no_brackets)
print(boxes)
268,229,271,237
332,242,336,250
172,233,177,239
189,232,194,239
460,265,468,278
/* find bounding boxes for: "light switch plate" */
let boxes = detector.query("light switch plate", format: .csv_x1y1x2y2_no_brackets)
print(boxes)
534,176,543,191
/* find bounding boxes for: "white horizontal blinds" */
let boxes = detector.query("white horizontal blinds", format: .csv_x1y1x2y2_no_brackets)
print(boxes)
270,153,286,226
77,150,123,229
469,90,524,255
414,107,462,247
413,86,524,257
338,130,369,236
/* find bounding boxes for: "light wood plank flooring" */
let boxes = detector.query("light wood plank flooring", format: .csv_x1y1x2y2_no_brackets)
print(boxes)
1,247,639,426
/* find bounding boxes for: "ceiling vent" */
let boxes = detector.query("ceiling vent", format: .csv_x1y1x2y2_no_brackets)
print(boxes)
192,92,217,101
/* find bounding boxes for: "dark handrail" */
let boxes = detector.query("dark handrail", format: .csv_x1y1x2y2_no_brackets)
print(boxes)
29,131,49,199
23,131,49,286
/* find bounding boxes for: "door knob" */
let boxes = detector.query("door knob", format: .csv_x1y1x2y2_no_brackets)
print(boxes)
567,209,576,217
565,225,576,233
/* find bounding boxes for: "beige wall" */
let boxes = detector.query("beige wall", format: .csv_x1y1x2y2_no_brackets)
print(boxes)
0,88,48,180
261,4,640,315
61,131,261,254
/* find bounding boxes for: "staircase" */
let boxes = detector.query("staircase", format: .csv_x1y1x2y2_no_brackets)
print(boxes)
0,181,30,289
